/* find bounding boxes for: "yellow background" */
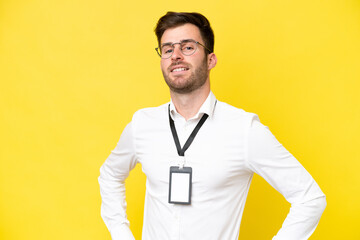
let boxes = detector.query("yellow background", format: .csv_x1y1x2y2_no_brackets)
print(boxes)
1,0,359,239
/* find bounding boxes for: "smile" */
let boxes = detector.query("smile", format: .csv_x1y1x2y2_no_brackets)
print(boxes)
171,67,189,72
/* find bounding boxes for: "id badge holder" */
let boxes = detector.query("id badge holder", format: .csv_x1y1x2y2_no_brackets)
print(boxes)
168,166,192,204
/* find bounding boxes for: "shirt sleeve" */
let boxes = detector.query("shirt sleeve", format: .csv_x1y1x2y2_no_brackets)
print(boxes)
98,122,137,240
246,116,326,240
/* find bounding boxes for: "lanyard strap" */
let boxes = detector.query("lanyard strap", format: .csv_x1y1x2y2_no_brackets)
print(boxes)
168,105,209,156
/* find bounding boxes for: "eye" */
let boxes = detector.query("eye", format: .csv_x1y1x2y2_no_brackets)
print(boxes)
162,45,173,54
181,42,196,54
182,44,194,51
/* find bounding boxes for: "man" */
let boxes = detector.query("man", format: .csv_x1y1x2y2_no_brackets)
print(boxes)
98,12,326,240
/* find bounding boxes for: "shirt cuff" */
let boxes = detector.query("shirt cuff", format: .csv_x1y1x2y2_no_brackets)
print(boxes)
110,223,135,240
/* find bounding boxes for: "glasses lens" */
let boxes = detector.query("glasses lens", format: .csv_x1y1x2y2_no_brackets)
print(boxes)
180,41,197,56
161,44,173,59
158,40,198,58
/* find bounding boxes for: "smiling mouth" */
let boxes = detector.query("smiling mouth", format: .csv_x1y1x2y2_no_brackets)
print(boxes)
171,67,189,72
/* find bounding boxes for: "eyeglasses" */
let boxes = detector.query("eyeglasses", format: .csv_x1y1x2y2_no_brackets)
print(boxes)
155,39,211,59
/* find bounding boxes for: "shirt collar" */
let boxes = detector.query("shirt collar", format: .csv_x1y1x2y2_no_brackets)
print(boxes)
169,91,217,121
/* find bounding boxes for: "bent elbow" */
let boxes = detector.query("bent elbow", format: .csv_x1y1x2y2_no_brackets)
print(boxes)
318,195,327,215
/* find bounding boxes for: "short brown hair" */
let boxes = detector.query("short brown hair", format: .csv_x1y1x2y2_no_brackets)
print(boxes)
155,12,214,54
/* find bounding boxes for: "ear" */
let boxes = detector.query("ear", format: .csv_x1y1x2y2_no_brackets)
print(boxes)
207,53,217,70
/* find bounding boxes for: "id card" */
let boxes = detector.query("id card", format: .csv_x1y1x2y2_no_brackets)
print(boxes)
168,166,192,204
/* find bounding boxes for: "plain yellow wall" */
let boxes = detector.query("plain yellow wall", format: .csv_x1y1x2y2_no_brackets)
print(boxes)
1,0,359,239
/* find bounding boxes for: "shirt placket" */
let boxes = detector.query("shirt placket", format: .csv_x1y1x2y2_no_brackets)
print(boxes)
170,204,181,240
170,118,193,240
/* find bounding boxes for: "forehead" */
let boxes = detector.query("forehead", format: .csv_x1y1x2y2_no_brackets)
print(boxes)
160,23,203,45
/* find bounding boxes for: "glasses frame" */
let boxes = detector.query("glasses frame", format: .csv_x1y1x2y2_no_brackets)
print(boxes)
155,39,212,59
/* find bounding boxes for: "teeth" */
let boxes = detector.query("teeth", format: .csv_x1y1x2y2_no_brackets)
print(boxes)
173,68,187,72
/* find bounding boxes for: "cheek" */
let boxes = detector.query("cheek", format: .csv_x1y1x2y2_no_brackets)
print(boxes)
160,60,168,72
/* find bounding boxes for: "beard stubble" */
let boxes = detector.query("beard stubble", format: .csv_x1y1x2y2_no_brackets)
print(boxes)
162,58,208,94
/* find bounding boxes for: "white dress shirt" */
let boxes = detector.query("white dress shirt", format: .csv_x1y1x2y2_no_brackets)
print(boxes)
98,92,326,240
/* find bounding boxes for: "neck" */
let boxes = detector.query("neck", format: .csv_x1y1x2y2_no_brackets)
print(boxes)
170,84,210,121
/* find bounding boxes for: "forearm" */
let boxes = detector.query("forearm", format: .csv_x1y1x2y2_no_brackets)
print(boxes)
98,122,137,240
247,117,326,239
273,196,326,240
98,168,135,240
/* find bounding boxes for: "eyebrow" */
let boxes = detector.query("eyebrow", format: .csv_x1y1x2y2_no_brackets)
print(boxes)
161,39,194,47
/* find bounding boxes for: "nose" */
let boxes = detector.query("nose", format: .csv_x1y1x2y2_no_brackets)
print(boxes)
171,43,184,61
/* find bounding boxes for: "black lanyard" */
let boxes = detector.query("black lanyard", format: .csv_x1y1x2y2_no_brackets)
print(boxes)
168,105,208,156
